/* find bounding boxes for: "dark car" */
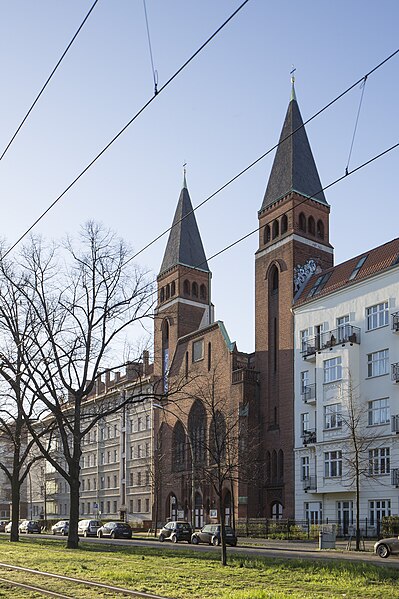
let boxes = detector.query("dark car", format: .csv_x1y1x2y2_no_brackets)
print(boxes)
0,521,6,533
19,520,41,534
191,524,237,546
77,519,101,537
374,536,399,558
159,521,192,543
97,521,132,539
51,520,69,536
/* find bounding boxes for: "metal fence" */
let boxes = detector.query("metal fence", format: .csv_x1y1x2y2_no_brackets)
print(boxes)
236,518,386,540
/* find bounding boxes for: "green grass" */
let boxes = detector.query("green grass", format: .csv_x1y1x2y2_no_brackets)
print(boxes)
0,537,398,598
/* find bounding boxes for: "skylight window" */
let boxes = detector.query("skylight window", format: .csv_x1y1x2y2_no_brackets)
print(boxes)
307,272,331,298
349,254,368,280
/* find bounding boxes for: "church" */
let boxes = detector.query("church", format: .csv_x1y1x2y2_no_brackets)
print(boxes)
153,79,335,525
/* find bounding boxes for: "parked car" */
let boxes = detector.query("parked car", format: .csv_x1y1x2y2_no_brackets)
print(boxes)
77,519,101,537
5,521,12,533
374,536,399,558
191,524,237,547
19,520,41,534
159,521,192,543
97,522,132,539
51,520,69,536
0,521,7,532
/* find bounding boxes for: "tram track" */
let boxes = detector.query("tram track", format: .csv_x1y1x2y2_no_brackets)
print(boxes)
0,562,169,598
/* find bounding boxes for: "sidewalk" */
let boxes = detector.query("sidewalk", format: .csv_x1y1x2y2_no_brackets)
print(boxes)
237,536,375,553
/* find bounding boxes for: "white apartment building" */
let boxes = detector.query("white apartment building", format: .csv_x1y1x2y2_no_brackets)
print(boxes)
293,239,399,535
30,358,157,527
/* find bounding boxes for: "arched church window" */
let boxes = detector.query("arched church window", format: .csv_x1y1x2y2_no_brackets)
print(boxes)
188,400,206,464
281,214,288,234
200,284,206,300
308,216,315,235
160,287,165,302
317,219,324,239
278,449,284,481
165,284,170,300
299,212,306,232
264,224,271,244
183,280,190,295
172,421,186,472
272,220,279,239
170,281,176,296
270,265,279,293
192,282,198,297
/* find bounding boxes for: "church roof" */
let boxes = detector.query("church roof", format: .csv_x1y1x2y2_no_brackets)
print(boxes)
261,84,327,211
159,178,209,276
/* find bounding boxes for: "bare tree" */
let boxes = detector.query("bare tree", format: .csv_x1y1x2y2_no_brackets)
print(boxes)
0,223,158,548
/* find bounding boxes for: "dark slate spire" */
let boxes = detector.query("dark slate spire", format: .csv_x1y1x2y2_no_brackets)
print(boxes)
159,178,209,276
261,82,327,210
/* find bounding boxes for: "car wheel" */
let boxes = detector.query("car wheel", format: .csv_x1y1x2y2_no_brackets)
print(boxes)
171,534,178,543
212,536,220,546
111,532,116,539
377,544,390,558
97,531,103,538
84,530,88,537
159,533,165,542
52,531,56,535
63,530,68,536
191,536,199,545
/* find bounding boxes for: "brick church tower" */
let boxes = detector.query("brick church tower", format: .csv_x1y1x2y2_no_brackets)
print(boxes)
154,174,213,386
255,81,334,518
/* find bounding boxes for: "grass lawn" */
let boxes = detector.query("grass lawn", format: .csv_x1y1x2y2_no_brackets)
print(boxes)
0,537,398,598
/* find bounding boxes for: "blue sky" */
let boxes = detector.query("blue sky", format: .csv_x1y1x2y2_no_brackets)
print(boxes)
0,0,398,353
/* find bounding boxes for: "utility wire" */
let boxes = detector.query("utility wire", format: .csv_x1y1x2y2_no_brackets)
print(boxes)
142,0,158,95
122,48,399,269
345,75,367,175
0,0,100,163
3,0,251,259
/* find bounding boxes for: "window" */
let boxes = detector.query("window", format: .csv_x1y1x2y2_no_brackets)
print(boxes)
100,476,105,489
171,281,176,296
193,339,204,362
308,272,331,298
366,302,389,331
137,472,142,486
130,446,134,459
129,471,134,486
323,357,342,383
107,476,110,488
301,412,309,434
301,456,310,480
336,315,350,342
137,499,142,512
369,500,391,526
114,475,118,488
369,448,390,475
160,287,165,302
316,219,324,239
192,282,198,297
299,212,306,231
129,499,134,512
113,501,117,513
101,452,105,465
368,398,390,425
183,280,190,295
308,216,315,235
300,329,310,353
114,424,118,438
145,442,150,457
300,371,309,394
272,220,279,239
324,451,342,477
106,501,110,513
264,224,270,244
113,450,117,462
367,349,389,377
349,254,368,280
145,414,150,430
324,403,342,429
137,444,142,458
281,214,288,234
145,471,150,486
138,417,142,431
200,284,206,300
145,498,150,512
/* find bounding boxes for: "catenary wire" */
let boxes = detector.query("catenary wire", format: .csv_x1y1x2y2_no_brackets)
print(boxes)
123,48,399,268
0,0,100,163
142,0,158,95
345,75,368,174
3,0,251,259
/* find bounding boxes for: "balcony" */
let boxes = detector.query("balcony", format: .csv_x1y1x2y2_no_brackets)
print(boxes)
303,476,317,491
301,325,361,359
301,383,316,404
392,363,399,383
302,429,316,446
391,468,399,487
392,415,399,433
392,312,399,332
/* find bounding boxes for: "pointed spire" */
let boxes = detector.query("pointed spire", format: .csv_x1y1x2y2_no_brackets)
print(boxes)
290,66,296,102
260,81,327,211
159,178,209,276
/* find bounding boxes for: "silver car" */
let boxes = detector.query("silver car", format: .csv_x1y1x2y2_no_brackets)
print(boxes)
374,536,399,558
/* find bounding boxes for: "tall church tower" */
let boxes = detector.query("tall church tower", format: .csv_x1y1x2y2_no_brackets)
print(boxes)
255,81,334,517
154,175,213,386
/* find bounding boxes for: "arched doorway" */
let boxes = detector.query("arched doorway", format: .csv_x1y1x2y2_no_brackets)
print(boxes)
194,492,203,528
271,501,283,520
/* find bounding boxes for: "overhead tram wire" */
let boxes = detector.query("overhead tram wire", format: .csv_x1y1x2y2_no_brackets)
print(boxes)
3,0,251,259
142,0,158,95
0,0,100,163
115,47,399,270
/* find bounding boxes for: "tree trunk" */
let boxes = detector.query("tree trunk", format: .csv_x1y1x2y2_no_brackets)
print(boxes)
355,469,361,551
217,491,227,566
67,469,80,549
10,476,21,542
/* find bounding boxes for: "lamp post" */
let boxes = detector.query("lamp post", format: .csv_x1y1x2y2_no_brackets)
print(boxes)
153,403,195,529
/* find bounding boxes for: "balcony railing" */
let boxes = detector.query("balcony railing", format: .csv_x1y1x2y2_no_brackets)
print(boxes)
301,325,361,358
301,383,316,403
391,468,399,487
303,476,317,491
392,312,399,332
392,363,399,383
302,429,316,446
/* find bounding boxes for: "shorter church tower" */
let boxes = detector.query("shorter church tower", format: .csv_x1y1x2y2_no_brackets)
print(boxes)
154,175,213,388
